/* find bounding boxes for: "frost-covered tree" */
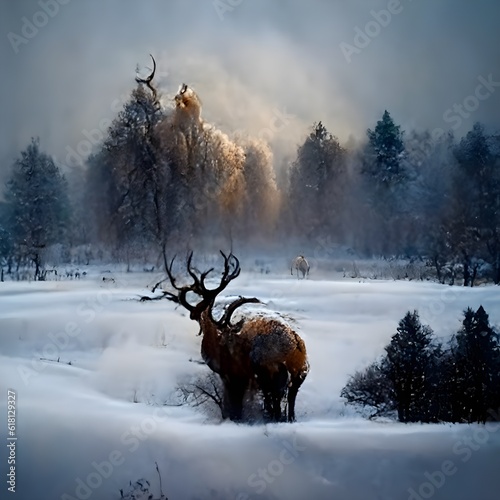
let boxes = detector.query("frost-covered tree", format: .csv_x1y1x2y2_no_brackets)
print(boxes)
452,123,500,285
86,84,175,267
86,68,284,259
288,121,346,239
239,139,280,243
4,138,69,278
358,111,408,255
405,131,457,280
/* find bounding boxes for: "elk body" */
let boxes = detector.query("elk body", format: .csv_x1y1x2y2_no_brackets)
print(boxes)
161,252,309,422
291,255,310,279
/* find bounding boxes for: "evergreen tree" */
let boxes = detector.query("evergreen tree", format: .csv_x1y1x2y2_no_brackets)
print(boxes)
405,131,457,278
450,306,500,423
383,311,440,422
453,123,500,285
359,110,408,255
4,139,69,278
341,311,440,422
288,121,346,239
364,110,406,192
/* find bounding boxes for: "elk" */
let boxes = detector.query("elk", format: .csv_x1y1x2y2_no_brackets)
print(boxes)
291,255,309,279
159,251,309,422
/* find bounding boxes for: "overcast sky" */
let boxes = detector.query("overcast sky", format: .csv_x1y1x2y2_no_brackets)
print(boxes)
1,0,499,184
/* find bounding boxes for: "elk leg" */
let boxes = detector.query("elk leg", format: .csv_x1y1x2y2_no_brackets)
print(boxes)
257,374,274,420
258,364,288,422
272,364,289,422
287,372,306,422
253,365,275,421
223,378,246,422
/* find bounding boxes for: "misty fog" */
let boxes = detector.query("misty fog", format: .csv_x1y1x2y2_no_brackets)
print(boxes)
2,0,499,185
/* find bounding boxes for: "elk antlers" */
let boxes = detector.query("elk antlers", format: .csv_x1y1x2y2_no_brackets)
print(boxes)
135,54,157,101
160,251,260,326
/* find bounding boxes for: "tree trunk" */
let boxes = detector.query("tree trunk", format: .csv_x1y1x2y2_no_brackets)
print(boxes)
462,252,471,287
470,262,479,287
494,256,500,285
433,255,443,283
33,252,40,281
161,241,168,273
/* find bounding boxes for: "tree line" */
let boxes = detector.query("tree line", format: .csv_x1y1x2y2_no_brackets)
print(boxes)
0,75,499,283
341,306,500,424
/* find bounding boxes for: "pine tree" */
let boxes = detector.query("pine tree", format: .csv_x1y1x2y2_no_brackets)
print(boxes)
341,311,440,422
4,139,69,278
288,121,345,239
453,123,500,285
383,311,440,422
360,110,408,255
450,306,500,423
364,110,406,191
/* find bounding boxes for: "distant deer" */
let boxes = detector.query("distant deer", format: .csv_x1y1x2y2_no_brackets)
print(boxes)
158,251,309,422
291,255,309,279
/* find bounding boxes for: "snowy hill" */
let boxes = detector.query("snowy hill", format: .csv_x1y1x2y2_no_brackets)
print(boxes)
1,268,499,499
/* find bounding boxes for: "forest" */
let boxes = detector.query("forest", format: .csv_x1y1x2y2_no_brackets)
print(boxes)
0,63,499,287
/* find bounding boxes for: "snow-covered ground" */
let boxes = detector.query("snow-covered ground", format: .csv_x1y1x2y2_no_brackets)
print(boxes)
1,264,499,500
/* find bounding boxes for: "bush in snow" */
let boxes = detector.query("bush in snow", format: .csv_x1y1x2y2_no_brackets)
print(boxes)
120,463,167,499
